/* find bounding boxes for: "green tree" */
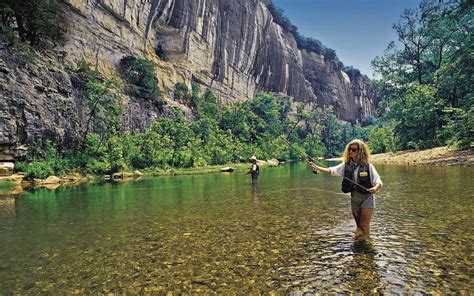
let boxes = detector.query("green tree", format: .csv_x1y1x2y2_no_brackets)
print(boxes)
368,123,396,153
78,60,123,150
0,0,65,48
219,105,253,144
107,135,126,173
389,83,444,149
174,82,192,105
119,56,163,107
250,93,283,134
148,109,195,167
197,88,219,117
372,0,472,149
82,77,123,148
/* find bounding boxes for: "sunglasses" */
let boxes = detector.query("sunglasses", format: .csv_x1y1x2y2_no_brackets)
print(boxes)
349,148,360,152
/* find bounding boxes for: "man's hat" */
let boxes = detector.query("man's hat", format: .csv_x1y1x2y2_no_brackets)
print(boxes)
249,155,257,161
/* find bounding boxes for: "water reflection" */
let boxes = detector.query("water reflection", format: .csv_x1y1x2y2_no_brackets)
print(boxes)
348,241,382,293
251,182,260,201
0,163,472,294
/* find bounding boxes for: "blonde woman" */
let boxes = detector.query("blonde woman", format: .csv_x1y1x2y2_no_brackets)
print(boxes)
308,139,382,242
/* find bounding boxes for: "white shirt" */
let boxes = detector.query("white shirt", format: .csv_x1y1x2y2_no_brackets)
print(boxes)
251,163,258,172
329,162,383,188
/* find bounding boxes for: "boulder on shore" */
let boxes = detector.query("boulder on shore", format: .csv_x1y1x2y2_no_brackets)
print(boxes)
0,162,14,176
34,175,61,185
266,159,279,166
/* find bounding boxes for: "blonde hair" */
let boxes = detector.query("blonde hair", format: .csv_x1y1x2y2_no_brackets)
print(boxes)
342,139,371,165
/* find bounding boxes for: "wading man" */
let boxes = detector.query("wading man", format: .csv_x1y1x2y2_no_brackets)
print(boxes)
247,155,260,185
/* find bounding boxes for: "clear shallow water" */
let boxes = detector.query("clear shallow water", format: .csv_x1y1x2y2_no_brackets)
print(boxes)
0,162,472,294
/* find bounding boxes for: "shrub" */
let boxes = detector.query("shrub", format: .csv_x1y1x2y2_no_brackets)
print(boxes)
0,0,65,48
16,160,54,179
174,82,191,105
119,55,163,108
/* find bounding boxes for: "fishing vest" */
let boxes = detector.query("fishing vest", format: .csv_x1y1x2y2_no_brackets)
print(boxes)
251,163,260,178
341,163,372,194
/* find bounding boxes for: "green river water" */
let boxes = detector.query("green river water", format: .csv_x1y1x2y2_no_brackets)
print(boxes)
0,162,473,294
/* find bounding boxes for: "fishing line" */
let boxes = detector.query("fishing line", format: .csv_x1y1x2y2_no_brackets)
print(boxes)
256,187,339,196
249,107,370,192
249,108,321,167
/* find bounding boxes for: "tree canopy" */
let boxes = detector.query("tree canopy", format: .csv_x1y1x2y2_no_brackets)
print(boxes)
0,0,65,48
371,0,472,149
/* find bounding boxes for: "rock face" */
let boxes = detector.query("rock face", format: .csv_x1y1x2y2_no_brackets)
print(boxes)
0,0,378,160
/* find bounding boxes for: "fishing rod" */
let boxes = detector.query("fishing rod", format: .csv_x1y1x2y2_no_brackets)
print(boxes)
251,109,370,192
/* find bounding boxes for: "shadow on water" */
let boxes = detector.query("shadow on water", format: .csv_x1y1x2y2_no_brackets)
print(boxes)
0,162,472,294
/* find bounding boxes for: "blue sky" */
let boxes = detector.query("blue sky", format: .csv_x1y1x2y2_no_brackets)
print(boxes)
271,0,421,78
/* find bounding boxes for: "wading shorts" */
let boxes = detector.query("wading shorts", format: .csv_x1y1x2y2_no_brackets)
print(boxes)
351,190,375,212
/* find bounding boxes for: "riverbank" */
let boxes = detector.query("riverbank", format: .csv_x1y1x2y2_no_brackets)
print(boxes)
1,148,471,197
0,160,280,197
370,146,473,167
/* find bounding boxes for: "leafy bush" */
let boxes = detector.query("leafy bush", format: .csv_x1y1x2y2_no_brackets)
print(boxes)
119,55,163,107
343,66,361,78
298,36,324,55
266,2,297,34
174,82,191,105
368,124,396,153
0,0,65,48
16,161,53,179
15,140,75,179
155,44,166,60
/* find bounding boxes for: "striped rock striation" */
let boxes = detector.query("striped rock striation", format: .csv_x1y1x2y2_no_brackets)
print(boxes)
0,0,378,160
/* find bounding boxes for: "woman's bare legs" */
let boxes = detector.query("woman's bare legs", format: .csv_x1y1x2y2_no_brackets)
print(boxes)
352,208,373,241
359,208,373,241
352,210,362,240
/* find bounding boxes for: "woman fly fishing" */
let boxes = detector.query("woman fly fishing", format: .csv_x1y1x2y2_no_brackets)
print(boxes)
308,139,382,243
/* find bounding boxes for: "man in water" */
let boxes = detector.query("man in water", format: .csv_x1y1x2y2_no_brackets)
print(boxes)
247,155,260,185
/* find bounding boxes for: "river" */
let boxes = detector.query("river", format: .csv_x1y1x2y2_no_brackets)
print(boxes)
0,162,472,294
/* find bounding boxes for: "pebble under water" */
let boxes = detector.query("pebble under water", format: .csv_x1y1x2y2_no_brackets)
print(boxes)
0,163,472,294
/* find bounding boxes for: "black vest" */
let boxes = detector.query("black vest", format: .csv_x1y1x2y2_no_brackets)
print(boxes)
341,163,372,194
251,163,259,178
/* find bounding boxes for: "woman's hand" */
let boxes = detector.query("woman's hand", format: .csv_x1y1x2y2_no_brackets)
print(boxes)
368,184,381,194
307,162,318,171
307,162,331,174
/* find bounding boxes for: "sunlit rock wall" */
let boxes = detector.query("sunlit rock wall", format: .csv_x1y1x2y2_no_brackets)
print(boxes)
0,0,378,160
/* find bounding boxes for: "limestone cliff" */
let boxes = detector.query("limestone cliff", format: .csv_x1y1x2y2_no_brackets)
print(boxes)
0,0,378,160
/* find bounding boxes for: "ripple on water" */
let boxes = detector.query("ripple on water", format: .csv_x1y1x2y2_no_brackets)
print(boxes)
0,164,472,294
